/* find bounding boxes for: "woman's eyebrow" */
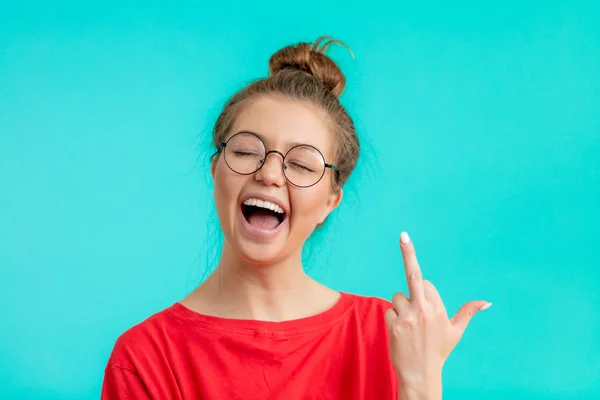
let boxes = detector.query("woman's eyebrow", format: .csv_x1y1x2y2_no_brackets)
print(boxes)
280,140,321,152
232,130,316,150
286,141,308,149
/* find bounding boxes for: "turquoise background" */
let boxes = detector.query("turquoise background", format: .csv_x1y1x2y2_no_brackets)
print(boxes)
1,1,599,399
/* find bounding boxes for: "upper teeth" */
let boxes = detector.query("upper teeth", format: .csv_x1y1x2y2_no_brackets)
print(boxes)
243,198,285,214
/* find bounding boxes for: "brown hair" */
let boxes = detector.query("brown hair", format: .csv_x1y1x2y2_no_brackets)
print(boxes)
212,36,359,188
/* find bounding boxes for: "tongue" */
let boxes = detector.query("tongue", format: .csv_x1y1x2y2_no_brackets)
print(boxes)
247,209,281,230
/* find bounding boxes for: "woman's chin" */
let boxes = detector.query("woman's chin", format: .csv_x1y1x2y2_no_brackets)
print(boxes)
235,240,289,266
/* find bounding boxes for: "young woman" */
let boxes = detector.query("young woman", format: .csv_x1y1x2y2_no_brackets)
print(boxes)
101,36,491,400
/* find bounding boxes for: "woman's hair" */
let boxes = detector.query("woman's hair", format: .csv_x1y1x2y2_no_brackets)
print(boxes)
212,36,359,188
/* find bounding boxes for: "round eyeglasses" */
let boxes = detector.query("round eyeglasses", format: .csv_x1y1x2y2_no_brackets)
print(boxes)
218,131,339,188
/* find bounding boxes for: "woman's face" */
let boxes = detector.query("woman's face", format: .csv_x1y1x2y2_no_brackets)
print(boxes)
212,95,342,265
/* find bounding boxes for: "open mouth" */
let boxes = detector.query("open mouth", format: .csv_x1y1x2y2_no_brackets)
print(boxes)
241,198,287,231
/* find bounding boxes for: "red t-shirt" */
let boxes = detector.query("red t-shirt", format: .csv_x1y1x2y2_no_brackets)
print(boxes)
101,292,399,399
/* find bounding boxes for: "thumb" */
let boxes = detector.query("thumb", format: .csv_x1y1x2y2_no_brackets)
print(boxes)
450,300,492,339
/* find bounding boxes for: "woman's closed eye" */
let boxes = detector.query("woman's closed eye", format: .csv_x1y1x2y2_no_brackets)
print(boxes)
233,151,263,158
286,161,315,173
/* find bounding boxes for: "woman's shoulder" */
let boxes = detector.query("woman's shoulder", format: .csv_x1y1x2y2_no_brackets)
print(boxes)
343,292,393,325
105,304,179,369
341,292,394,343
345,292,393,311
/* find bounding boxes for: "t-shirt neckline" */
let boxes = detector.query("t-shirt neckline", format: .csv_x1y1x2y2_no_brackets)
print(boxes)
166,291,356,336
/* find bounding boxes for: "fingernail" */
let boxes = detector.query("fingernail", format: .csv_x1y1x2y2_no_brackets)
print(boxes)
400,232,410,244
479,302,492,311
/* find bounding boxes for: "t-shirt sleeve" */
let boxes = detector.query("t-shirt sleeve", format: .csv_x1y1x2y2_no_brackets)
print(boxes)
101,364,151,400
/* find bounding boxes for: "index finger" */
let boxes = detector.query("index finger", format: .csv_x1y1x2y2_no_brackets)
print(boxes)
399,231,425,303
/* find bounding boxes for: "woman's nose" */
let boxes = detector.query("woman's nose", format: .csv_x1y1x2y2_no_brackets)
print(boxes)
254,152,286,187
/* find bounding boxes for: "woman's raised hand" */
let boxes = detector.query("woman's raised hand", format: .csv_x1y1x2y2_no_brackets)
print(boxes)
385,232,491,399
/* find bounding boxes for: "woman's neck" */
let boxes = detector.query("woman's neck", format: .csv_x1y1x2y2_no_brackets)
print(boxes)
183,242,339,322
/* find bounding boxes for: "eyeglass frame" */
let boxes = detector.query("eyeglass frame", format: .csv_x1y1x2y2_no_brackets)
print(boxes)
216,131,340,188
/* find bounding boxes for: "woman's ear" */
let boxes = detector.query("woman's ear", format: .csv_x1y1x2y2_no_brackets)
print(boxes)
211,155,218,178
318,188,343,224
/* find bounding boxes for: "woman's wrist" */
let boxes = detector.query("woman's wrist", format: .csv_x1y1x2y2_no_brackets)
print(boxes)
397,374,442,400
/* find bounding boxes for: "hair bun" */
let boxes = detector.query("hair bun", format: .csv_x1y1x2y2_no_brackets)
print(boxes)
268,36,353,97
